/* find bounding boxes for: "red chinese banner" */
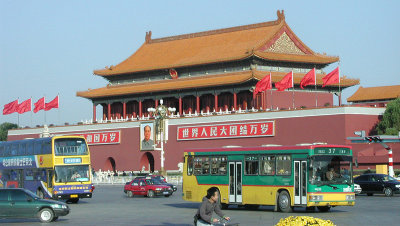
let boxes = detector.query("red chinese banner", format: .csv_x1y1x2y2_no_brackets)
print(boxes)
177,121,275,141
72,131,121,145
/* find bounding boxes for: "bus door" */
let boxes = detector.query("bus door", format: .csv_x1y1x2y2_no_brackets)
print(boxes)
294,160,307,205
228,162,242,203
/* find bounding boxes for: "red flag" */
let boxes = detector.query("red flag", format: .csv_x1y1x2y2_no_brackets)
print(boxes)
17,98,32,114
300,68,316,89
253,73,272,98
322,67,340,87
275,71,293,91
34,97,45,113
3,100,19,115
45,96,59,111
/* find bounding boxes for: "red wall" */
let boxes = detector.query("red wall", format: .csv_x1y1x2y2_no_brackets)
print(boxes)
8,107,397,172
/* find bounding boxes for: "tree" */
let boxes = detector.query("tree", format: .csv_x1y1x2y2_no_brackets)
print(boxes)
0,122,18,141
377,98,400,135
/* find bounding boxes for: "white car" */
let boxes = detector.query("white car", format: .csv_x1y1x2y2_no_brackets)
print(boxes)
354,183,362,195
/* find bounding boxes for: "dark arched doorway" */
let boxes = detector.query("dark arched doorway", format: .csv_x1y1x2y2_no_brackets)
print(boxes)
104,157,116,172
140,152,155,172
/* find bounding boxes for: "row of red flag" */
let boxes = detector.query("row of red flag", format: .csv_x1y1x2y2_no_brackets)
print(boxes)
2,96,59,115
253,67,340,97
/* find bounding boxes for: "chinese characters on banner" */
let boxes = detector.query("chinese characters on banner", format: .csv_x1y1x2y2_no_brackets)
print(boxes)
73,131,121,145
177,121,275,140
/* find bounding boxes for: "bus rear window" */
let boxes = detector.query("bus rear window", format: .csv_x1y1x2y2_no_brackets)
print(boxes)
54,138,88,156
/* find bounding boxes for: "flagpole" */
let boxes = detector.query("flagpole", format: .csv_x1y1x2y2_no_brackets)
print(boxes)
30,97,33,127
338,64,341,106
58,94,60,126
17,97,19,128
314,67,318,108
44,95,46,125
270,72,273,110
292,71,295,109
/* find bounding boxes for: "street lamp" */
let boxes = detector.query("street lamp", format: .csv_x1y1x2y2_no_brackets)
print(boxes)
148,99,174,176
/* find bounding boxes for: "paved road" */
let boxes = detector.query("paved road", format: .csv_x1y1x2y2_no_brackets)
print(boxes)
1,185,400,225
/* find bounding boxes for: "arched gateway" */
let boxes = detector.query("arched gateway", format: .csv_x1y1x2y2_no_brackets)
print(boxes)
140,152,155,172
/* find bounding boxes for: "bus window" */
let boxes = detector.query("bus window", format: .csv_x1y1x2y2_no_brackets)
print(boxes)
25,169,34,180
187,156,193,176
34,141,42,155
33,169,47,182
245,155,259,175
276,155,291,175
211,156,227,175
193,156,209,175
11,144,18,156
19,143,26,156
26,143,34,155
0,145,4,157
42,142,51,154
260,155,275,175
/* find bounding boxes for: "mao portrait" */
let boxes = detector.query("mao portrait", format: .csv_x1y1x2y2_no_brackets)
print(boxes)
140,122,154,150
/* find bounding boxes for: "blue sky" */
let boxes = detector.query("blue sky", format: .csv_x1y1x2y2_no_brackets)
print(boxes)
1,1,399,127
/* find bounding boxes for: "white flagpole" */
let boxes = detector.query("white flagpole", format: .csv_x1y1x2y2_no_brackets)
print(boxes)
292,71,295,109
57,94,60,126
44,95,46,125
338,65,341,106
17,97,19,128
314,68,318,107
270,72,273,110
30,97,33,127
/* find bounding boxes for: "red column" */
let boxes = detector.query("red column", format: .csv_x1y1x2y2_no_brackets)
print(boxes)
123,102,126,119
179,97,182,115
155,99,158,108
107,103,111,120
214,94,218,112
196,96,200,113
233,93,237,110
139,101,142,118
93,104,96,121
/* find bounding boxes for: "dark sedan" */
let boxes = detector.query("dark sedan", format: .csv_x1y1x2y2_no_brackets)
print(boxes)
0,188,70,222
354,173,400,197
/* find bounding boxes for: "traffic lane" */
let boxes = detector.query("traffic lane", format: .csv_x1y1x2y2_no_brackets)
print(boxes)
1,185,400,225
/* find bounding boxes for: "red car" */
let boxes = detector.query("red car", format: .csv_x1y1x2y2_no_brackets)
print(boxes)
124,178,172,198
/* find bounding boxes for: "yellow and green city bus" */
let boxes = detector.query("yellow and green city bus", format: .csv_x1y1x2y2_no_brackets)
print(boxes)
0,136,94,203
183,144,355,212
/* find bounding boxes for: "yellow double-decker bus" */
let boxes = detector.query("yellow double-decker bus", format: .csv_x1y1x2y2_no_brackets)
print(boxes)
0,136,94,203
183,145,355,212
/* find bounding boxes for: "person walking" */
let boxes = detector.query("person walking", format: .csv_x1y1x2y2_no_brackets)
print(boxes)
195,187,230,225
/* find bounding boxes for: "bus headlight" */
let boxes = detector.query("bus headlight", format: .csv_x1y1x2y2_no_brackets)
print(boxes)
309,195,323,201
346,195,355,200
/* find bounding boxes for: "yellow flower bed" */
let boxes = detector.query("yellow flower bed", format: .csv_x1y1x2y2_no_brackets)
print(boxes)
275,216,336,226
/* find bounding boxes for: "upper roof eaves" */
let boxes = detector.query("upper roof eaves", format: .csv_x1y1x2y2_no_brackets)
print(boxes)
94,10,338,77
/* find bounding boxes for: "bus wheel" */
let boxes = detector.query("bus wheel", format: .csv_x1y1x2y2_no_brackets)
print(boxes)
38,208,54,223
36,189,44,199
147,190,155,198
317,206,331,212
277,191,292,213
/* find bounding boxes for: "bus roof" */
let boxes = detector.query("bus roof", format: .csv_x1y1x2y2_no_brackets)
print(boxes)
184,144,352,154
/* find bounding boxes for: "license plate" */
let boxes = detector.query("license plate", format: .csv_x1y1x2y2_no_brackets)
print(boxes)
163,192,169,195
70,194,78,198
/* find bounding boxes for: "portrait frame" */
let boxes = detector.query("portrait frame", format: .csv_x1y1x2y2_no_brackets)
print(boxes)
140,122,155,151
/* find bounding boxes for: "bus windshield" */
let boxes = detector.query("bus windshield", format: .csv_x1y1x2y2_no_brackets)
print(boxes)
54,138,88,156
55,165,90,183
309,155,352,185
